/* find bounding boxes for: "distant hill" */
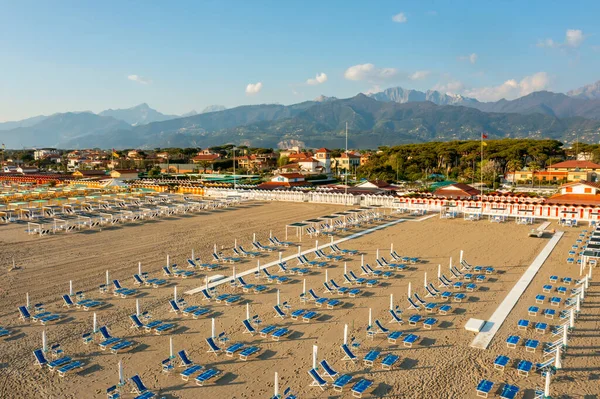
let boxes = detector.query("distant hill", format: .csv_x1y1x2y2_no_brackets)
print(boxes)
201,105,227,114
567,80,600,100
314,95,338,102
469,91,600,120
368,86,479,106
0,112,131,148
0,115,49,131
60,95,600,149
99,103,178,125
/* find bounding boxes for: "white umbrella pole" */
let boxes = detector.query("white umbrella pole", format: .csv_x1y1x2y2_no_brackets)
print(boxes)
424,272,427,288
136,299,140,316
277,289,280,306
93,312,97,333
576,295,581,312
211,318,215,339
544,369,551,397
303,279,306,295
26,292,30,309
315,240,319,250
257,260,261,273
170,336,174,359
368,308,372,327
376,248,379,260
460,250,463,264
106,270,109,286
191,248,195,260
390,243,393,254
174,286,177,302
233,266,236,281
344,324,348,345
408,282,412,298
344,262,347,275
214,244,217,254
69,280,73,296
138,262,142,275
312,345,318,369
437,264,441,279
449,257,452,270
570,308,575,328
361,254,364,266
555,345,562,369
563,325,568,347
42,329,47,352
246,303,250,320
270,230,272,238
274,372,279,396
298,246,301,255
167,254,170,268
253,233,256,243
118,360,124,386
390,294,393,310
325,269,328,282
279,252,283,263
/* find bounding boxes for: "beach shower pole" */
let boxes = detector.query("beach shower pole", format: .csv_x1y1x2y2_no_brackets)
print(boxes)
69,280,73,296
211,318,215,339
93,312,97,333
42,329,47,352
169,336,174,359
544,368,551,397
344,324,348,345
312,345,318,369
424,272,427,288
390,294,393,310
274,372,279,397
277,289,280,306
438,265,441,279
408,282,412,299
136,299,140,316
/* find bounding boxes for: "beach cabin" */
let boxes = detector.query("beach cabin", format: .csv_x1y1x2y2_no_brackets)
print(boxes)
72,170,107,178
433,183,480,200
110,169,139,180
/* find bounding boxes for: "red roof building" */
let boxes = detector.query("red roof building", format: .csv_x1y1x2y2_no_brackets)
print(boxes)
433,183,480,199
547,160,600,171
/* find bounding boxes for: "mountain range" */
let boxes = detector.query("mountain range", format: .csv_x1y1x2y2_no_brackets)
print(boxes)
3,82,600,149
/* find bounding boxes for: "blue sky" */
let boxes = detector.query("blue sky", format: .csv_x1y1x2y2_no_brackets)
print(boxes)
1,0,599,121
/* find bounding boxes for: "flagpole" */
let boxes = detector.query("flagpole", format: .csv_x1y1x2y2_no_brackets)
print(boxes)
480,133,484,190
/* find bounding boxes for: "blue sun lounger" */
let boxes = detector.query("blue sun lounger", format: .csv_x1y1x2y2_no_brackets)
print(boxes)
549,275,558,283
272,328,289,341
341,343,358,362
454,293,466,302
525,339,539,353
215,293,230,303
320,359,338,380
112,280,137,297
308,368,328,390
517,360,533,376
440,291,452,300
363,350,380,366
556,286,567,295
542,284,552,293
425,303,438,312
130,375,150,394
239,346,261,361
332,374,352,392
439,305,452,315
195,368,221,386
206,337,222,355
47,356,73,370
423,317,438,329
517,319,529,330
33,349,49,367
274,305,287,319
550,297,561,307
260,325,277,337
407,297,421,310
110,340,134,353
243,319,258,335
506,335,520,349
351,379,373,398
374,319,389,334
408,315,422,326
499,384,519,399
178,350,193,367
181,364,203,381
425,285,438,297
381,354,400,370
302,311,318,323
535,322,548,334
543,309,556,319
403,333,419,347
57,360,83,377
476,379,494,397
387,331,403,344
494,355,510,370
134,392,156,399
291,309,306,320
535,294,545,304
98,326,121,349
528,306,539,316
389,309,404,324
225,342,245,357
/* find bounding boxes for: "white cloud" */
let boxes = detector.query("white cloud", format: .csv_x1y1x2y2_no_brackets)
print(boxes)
433,80,465,94
245,82,263,95
344,63,398,81
127,74,151,85
364,85,382,95
463,72,550,101
392,12,407,23
409,70,430,80
538,29,585,49
306,72,328,85
458,53,478,64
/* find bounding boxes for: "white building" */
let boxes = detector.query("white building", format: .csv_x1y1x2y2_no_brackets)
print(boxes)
34,148,59,161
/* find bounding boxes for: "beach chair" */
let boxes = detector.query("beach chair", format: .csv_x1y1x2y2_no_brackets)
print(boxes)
387,331,403,344
476,380,494,398
374,319,389,334
302,311,318,323
239,246,261,257
180,364,203,381
239,346,261,361
517,360,533,376
423,317,437,329
273,236,293,247
517,319,529,330
195,368,221,386
466,283,477,292
341,344,358,362
535,322,548,334
525,339,539,353
407,297,421,310
556,286,567,295
334,244,358,255
291,309,307,320
440,291,452,300
178,350,193,367
272,328,289,341
206,337,222,355
381,354,399,370
389,309,404,324
542,284,552,293
62,294,75,308
112,280,137,298
363,350,380,366
332,374,352,393
499,384,519,399
47,356,73,371
543,309,556,319
403,333,419,347
260,325,277,337
454,293,466,302
550,297,561,307
351,379,373,398
110,340,134,353
33,349,48,367
506,335,520,349
424,303,437,313
243,319,258,335
494,355,510,371
320,359,338,380
438,277,450,288
273,304,287,319
130,375,151,395
439,305,452,315
57,360,83,377
98,326,121,349
549,275,558,283
224,342,244,357
224,295,242,306
308,368,328,390
414,293,428,306
528,306,539,316
425,285,438,297
326,299,341,309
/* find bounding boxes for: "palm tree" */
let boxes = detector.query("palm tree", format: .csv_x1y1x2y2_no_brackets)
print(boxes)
506,159,523,186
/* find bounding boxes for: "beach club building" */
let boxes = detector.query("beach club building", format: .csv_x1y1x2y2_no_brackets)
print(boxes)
433,183,480,199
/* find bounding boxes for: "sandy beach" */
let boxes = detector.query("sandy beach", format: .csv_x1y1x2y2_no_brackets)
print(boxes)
0,201,597,398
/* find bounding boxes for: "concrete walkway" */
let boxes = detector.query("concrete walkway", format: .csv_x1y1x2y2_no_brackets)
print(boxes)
470,231,564,349
185,214,433,295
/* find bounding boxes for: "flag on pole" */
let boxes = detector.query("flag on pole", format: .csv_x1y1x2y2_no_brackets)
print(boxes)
481,133,488,139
